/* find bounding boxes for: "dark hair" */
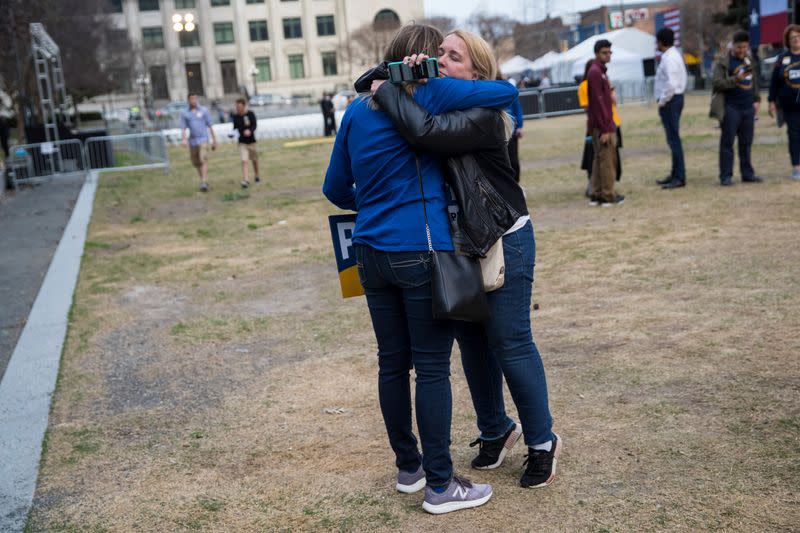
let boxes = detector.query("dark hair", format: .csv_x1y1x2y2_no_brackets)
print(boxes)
235,97,246,105
594,39,612,54
383,23,444,62
657,27,674,47
732,30,750,44
187,92,198,99
583,58,594,79
783,24,800,47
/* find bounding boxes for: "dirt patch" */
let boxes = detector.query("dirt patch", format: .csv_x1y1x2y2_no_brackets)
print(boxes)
25,97,800,532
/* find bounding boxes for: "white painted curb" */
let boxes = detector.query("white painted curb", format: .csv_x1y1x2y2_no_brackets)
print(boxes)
0,171,98,532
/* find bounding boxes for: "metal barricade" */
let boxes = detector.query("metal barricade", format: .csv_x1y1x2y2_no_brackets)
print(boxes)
8,139,87,187
521,80,657,120
540,86,582,117
85,132,169,174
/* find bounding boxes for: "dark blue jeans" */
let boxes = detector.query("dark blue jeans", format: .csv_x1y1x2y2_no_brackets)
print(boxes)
659,94,686,181
355,244,454,487
720,104,755,181
785,109,800,166
455,221,554,447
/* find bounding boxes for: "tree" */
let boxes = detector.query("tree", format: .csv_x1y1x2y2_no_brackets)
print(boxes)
419,16,456,34
678,0,733,55
713,0,749,28
338,21,399,78
0,0,132,132
466,12,517,52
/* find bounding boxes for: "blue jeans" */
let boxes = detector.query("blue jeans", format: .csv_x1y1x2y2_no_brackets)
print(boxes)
720,105,755,181
659,94,686,181
355,244,455,487
455,221,554,447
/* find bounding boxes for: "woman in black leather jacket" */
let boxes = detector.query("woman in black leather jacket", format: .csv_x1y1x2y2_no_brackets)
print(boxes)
370,29,561,489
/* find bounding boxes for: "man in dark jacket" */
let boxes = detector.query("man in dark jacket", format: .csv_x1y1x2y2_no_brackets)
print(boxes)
231,98,260,188
711,30,763,186
587,39,624,206
320,93,336,136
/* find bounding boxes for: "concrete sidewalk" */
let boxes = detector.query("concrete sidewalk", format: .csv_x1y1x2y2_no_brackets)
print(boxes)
0,174,86,381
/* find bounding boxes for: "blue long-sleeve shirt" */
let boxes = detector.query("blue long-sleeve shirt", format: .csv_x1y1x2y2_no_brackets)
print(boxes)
322,77,517,252
768,52,800,113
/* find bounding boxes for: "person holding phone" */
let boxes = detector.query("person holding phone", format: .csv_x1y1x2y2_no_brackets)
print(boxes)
711,30,763,186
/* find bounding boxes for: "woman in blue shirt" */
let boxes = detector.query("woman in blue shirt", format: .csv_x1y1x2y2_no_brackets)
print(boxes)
323,24,516,514
768,24,800,180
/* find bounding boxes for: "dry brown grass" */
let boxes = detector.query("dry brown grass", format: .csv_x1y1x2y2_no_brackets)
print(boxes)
25,94,800,532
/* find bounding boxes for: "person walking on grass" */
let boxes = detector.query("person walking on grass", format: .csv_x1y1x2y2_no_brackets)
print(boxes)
654,27,688,190
587,39,624,206
768,24,800,181
711,30,763,187
231,98,261,188
180,93,217,192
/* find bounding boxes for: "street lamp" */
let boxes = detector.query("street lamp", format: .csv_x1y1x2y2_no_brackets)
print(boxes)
249,64,259,97
172,13,196,99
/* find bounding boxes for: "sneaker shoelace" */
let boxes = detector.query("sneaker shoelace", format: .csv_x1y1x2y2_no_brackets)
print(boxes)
469,437,503,458
451,475,474,490
522,449,552,475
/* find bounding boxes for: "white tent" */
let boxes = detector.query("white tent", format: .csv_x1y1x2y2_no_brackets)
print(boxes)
550,27,656,83
500,55,536,77
529,51,561,73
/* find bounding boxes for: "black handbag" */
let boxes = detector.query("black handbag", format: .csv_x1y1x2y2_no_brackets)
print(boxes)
415,157,489,323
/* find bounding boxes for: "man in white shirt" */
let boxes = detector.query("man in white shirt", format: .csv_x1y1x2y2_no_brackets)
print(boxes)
654,27,688,189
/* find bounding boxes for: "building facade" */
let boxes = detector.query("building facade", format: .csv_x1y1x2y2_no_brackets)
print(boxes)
109,0,423,101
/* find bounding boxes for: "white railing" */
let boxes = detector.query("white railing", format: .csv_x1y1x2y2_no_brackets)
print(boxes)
85,132,169,174
8,139,86,187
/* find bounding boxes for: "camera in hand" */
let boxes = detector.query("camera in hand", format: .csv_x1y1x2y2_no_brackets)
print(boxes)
388,58,440,84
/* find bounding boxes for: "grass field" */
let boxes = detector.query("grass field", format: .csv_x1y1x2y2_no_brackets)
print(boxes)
24,94,800,532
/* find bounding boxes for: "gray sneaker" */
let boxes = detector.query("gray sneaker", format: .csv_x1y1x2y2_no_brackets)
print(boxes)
422,475,492,515
396,465,425,494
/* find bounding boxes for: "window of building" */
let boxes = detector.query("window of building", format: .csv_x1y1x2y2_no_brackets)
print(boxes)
210,0,230,6
175,0,195,8
316,15,335,37
246,0,264,3
283,18,302,39
249,20,268,41
321,51,338,76
138,0,159,11
288,54,305,79
280,0,298,2
214,22,235,44
108,0,123,12
179,29,200,47
374,9,401,30
142,27,164,49
255,57,272,82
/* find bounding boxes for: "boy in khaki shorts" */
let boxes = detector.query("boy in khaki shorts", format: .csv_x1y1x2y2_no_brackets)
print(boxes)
180,93,217,192
231,98,260,188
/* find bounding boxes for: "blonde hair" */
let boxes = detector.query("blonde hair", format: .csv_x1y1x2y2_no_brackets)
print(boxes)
446,29,513,141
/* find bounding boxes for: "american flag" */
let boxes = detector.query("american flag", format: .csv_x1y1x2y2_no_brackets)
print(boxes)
655,8,681,48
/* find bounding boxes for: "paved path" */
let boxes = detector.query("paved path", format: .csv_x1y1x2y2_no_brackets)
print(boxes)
0,172,97,532
0,174,86,381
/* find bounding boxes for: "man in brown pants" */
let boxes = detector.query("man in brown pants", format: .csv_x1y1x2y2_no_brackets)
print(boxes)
587,39,624,206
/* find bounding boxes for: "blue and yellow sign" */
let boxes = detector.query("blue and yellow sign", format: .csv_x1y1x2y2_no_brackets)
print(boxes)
328,214,364,298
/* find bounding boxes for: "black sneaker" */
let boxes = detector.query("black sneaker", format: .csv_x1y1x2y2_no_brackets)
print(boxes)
601,194,625,206
200,182,209,192
520,433,563,488
241,180,249,189
254,176,261,183
469,423,522,470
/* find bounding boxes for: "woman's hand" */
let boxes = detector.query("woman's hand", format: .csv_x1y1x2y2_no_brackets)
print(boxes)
769,102,777,118
370,79,386,95
403,53,430,66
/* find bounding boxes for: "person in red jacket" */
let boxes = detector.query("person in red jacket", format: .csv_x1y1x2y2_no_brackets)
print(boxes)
587,39,624,206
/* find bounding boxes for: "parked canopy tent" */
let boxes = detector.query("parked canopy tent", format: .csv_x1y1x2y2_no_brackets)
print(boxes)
529,51,561,74
500,55,537,77
550,27,656,84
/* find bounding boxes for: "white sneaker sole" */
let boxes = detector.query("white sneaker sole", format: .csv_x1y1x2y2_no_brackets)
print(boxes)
474,423,523,470
422,490,493,515
522,433,563,489
396,476,426,494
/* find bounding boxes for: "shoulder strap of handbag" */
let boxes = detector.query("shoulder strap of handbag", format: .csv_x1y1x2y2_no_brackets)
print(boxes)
414,156,434,253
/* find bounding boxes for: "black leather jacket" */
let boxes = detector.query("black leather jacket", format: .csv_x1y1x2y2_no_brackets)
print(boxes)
372,82,525,257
